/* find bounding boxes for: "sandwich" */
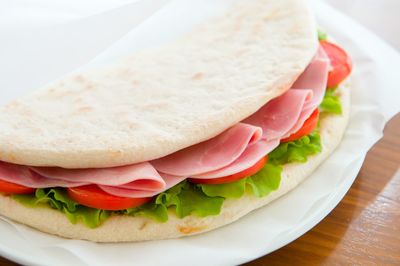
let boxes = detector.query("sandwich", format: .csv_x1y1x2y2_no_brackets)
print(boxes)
0,0,352,242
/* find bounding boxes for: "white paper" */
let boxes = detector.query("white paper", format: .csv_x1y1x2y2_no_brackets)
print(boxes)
0,0,399,265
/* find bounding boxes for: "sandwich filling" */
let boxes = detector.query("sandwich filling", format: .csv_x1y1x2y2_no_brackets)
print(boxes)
0,36,352,228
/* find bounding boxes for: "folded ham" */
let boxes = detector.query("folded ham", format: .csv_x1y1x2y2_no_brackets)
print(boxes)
0,45,330,198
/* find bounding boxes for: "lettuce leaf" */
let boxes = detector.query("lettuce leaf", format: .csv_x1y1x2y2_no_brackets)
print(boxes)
125,181,224,222
268,132,321,165
200,178,247,199
320,88,342,114
200,162,282,199
12,188,109,228
246,163,282,197
128,162,282,223
318,29,328,41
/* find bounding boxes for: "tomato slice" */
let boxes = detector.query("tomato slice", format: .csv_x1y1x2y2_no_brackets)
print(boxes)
189,156,268,185
67,185,151,211
0,179,35,194
281,108,319,143
320,40,352,88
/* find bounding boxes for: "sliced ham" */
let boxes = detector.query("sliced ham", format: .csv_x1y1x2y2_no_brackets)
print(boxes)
0,161,86,188
0,160,186,198
192,139,279,179
31,162,166,189
243,89,312,140
285,46,329,136
99,173,185,198
30,162,186,198
152,123,262,176
0,44,330,199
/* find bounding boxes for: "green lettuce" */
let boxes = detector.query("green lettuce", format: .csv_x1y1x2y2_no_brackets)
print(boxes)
199,162,282,199
200,179,247,199
318,29,328,41
124,181,224,223
126,162,282,222
320,88,342,114
268,131,322,165
12,188,110,228
246,162,282,197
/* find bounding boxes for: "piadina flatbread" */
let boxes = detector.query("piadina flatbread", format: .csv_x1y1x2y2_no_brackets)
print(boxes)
0,84,350,242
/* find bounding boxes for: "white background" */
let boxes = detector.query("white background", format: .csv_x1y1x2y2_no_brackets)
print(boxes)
326,0,400,50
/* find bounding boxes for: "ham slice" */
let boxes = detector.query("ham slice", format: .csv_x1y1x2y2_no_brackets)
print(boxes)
152,123,262,176
31,162,186,197
285,46,330,136
0,44,330,199
0,160,186,197
192,139,279,179
301,46,329,106
99,173,184,198
0,161,86,188
31,162,166,189
243,89,312,140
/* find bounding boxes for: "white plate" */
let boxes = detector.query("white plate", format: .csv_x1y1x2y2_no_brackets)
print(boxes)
0,1,399,265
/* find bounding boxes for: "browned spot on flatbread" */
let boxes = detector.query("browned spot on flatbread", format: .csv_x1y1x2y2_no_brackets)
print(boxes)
127,122,138,130
263,8,281,21
142,101,169,110
75,106,93,114
7,152,17,162
74,97,83,104
139,221,148,230
31,127,43,134
74,75,85,83
252,22,263,35
4,101,22,111
132,80,141,86
178,225,207,235
233,14,245,32
85,82,95,90
109,150,123,158
191,72,204,80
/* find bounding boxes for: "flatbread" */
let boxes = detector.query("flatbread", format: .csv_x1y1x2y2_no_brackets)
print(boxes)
0,0,317,168
0,84,350,242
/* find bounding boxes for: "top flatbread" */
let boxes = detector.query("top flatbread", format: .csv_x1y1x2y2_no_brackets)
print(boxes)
0,0,318,168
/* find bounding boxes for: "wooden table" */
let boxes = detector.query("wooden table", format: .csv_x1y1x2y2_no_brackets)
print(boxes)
0,114,399,266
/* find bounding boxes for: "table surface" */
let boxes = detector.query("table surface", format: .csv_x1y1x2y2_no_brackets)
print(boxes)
0,114,399,265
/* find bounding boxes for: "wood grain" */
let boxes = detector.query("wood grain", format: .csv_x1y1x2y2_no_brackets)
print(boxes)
0,114,399,265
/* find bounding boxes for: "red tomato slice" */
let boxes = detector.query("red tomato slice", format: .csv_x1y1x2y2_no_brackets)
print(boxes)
189,156,268,185
281,108,319,143
320,40,352,88
67,185,151,211
0,179,35,194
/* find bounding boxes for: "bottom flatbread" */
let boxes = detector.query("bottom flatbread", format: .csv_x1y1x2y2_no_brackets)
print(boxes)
0,84,350,242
